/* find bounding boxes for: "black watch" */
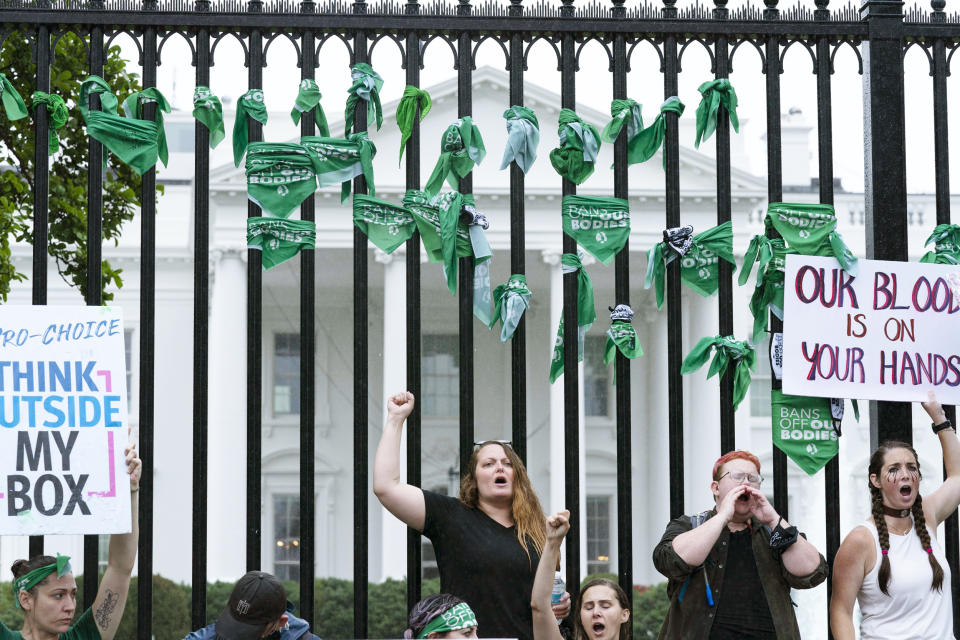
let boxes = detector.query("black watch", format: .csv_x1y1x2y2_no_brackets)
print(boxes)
932,418,954,434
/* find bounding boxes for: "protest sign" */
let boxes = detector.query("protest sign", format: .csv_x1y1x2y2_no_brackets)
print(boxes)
0,306,131,535
783,255,960,403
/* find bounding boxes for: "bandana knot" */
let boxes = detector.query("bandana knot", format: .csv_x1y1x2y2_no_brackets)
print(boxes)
460,204,489,230
663,225,694,256
609,304,634,322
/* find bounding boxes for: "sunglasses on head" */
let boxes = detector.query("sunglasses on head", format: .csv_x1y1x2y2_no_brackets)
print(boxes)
473,439,513,450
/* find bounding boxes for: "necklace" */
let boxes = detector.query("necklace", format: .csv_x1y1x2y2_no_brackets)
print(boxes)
886,517,912,536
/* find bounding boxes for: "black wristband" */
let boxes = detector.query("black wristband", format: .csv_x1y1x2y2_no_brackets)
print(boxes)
769,522,799,553
933,418,954,434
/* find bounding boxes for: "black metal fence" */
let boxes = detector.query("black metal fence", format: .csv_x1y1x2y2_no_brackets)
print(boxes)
2,0,959,638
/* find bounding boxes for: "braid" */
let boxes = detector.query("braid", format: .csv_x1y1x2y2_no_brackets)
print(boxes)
870,487,893,596
911,494,945,592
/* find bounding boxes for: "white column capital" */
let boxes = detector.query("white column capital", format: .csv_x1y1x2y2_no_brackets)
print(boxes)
541,250,562,266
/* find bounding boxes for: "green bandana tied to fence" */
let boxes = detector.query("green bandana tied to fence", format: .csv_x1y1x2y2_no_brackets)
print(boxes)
0,72,27,121
694,79,739,148
745,237,796,341
417,602,479,639
603,304,643,384
14,554,71,609
920,223,960,265
122,87,172,167
291,78,330,137
600,99,646,166
424,117,487,197
681,335,755,411
245,142,320,219
233,88,268,167
353,194,416,254
500,105,539,174
404,189,493,323
561,195,630,265
765,202,858,275
630,97,685,167
396,85,432,165
345,62,383,136
550,108,601,184
645,221,736,309
489,274,532,342
549,252,596,383
301,133,377,202
193,86,225,149
31,91,67,154
247,217,316,270
772,389,839,475
79,76,164,175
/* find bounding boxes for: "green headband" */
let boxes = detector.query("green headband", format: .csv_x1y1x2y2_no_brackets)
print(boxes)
418,602,478,639
14,554,72,609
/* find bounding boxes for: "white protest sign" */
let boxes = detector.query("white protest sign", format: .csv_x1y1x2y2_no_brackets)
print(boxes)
0,306,131,535
783,255,960,403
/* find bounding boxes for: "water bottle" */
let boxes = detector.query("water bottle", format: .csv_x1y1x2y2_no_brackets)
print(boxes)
551,571,565,624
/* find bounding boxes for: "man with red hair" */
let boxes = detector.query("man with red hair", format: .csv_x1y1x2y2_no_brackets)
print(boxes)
652,450,827,639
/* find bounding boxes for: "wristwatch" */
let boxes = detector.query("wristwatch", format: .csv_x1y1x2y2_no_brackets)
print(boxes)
932,418,954,434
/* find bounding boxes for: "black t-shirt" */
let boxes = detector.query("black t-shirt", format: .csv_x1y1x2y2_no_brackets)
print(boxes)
423,490,539,640
709,529,776,640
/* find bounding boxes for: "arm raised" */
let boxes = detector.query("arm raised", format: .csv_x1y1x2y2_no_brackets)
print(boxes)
531,511,568,640
373,391,426,531
919,391,960,526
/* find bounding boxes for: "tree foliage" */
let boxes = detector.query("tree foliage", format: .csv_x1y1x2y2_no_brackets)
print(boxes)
0,31,147,302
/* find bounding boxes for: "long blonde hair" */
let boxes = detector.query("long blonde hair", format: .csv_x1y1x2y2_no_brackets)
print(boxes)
459,441,546,561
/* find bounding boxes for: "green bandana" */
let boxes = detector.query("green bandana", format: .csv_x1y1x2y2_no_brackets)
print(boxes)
550,108,601,184
600,98,647,166
631,97,685,167
603,305,643,384
345,62,383,136
489,274,532,342
424,117,487,198
245,142,320,219
765,202,858,275
549,253,596,383
233,88,268,167
301,132,377,203
79,76,162,175
193,86,225,149
500,105,540,174
122,87,172,167
247,217,316,270
919,223,960,265
772,389,839,475
353,194,416,254
291,78,330,137
694,79,739,148
396,85,432,165
31,91,68,154
746,238,796,341
0,72,28,121
681,335,755,411
561,195,630,265
417,602,478,639
14,554,71,609
739,234,776,287
645,221,736,309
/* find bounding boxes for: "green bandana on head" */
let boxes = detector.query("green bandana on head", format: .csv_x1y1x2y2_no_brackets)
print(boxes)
561,195,629,265
772,389,839,475
489,274,532,342
79,76,162,175
424,117,487,198
0,72,28,121
765,202,858,275
353,194,416,254
694,79,739,148
600,98,647,166
644,221,736,309
920,223,960,265
631,96,685,168
603,304,643,384
122,87,172,167
746,238,796,341
417,602,478,639
681,335,755,411
291,78,330,137
31,91,68,154
247,217,316,270
302,132,377,203
396,85,432,165
14,554,71,609
549,253,596,383
500,105,540,174
233,88,268,167
193,86,225,149
550,108,601,184
345,62,383,136
245,142,320,219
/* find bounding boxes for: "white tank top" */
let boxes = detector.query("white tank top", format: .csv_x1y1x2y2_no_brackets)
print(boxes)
858,518,954,639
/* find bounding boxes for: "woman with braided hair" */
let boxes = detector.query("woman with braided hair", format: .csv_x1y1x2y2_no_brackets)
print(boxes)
830,391,960,639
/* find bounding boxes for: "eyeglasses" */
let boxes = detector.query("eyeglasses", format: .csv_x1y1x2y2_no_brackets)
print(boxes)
717,471,763,486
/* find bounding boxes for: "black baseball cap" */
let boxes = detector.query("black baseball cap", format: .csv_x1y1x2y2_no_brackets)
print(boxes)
215,571,288,640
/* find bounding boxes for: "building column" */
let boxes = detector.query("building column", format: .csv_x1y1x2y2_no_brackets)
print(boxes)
684,291,720,512
641,304,669,584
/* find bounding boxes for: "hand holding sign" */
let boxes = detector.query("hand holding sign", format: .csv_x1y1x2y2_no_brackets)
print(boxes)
125,437,141,492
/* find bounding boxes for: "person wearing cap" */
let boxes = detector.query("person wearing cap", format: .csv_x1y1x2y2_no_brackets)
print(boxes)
1,438,141,640
404,594,479,639
182,571,319,640
652,450,827,640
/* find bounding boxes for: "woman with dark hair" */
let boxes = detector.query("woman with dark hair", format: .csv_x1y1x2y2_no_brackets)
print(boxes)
532,510,630,640
830,391,960,639
404,594,479,639
374,391,569,640
1,438,141,640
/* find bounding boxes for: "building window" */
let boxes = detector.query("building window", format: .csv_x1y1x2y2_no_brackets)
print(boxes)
124,329,134,409
98,535,109,571
423,335,459,418
751,336,771,418
273,494,300,582
584,336,609,418
586,496,611,575
274,333,301,415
